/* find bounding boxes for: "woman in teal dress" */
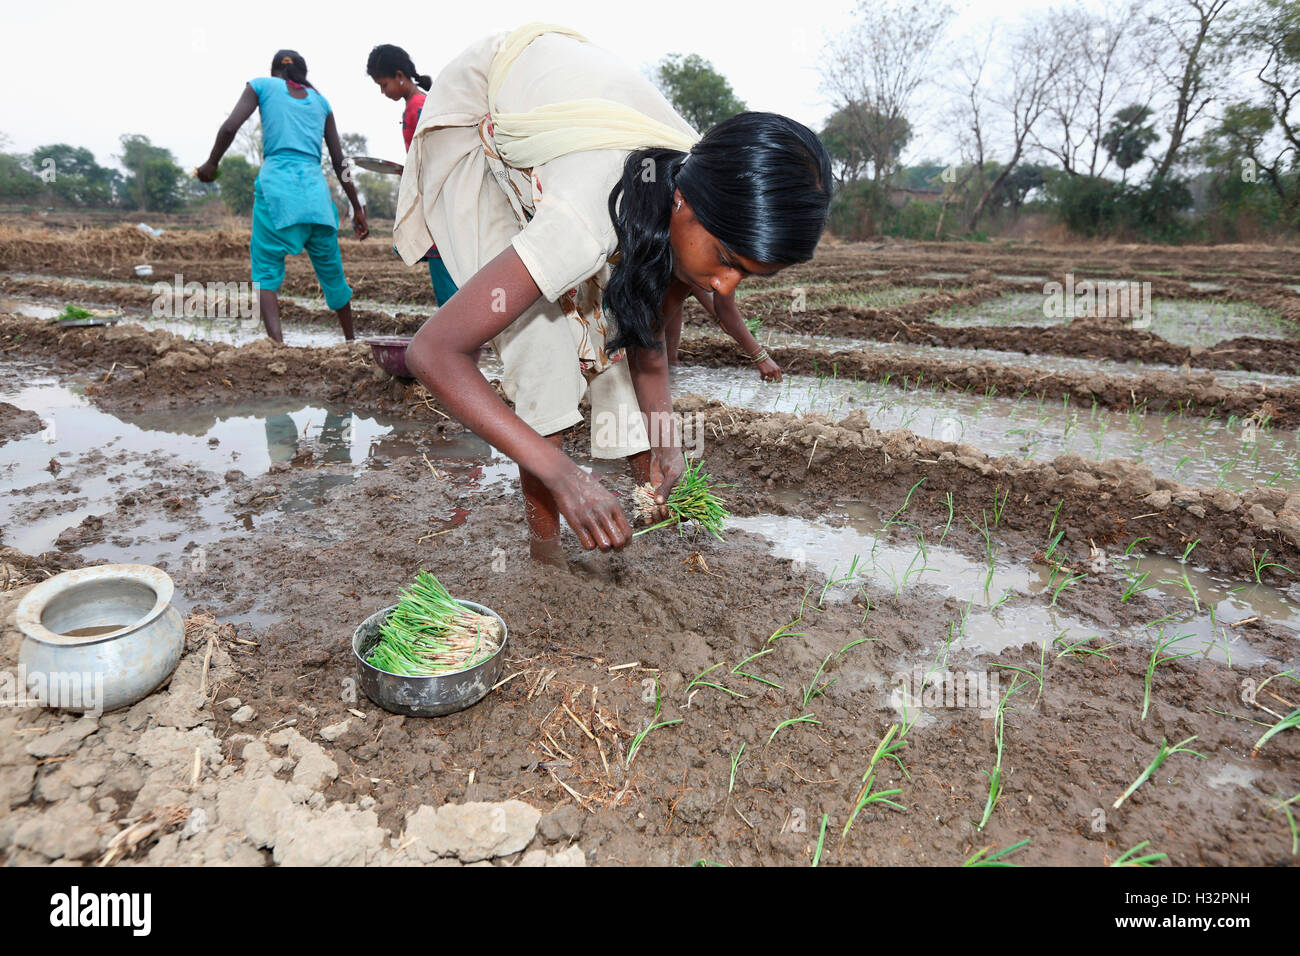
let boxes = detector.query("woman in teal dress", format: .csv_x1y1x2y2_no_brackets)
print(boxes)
197,50,369,342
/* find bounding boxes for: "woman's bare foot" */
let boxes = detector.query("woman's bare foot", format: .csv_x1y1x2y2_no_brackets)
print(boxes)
529,536,567,567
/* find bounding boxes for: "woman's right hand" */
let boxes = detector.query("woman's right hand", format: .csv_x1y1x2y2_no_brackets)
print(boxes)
756,355,782,383
194,161,219,183
547,463,633,551
352,204,370,240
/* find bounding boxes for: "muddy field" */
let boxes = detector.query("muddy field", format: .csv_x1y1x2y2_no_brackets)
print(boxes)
1,227,1297,867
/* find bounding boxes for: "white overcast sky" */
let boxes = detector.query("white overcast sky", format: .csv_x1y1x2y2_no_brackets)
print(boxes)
4,0,1116,171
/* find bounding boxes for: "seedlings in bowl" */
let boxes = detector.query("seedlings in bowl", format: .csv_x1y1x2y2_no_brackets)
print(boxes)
365,570,502,676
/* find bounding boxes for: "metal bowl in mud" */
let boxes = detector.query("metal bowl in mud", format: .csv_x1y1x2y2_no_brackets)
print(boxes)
364,336,414,380
55,315,120,328
15,564,185,714
352,601,507,717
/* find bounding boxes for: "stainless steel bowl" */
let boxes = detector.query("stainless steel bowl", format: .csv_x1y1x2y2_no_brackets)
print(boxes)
15,564,185,714
352,601,507,717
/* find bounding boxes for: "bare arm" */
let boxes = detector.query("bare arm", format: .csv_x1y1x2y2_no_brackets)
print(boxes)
626,279,691,507
324,114,368,239
692,288,782,382
195,85,258,180
405,246,632,550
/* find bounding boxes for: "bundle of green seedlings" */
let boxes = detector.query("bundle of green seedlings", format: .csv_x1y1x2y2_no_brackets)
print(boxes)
365,570,501,676
631,458,730,539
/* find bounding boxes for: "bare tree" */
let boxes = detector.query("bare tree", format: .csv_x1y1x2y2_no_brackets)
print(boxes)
1143,0,1233,182
1037,2,1151,178
934,30,994,237
967,16,1067,230
820,0,956,230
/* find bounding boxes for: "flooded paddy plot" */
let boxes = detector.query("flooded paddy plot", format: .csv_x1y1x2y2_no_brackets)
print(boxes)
672,363,1300,490
731,507,1297,669
931,291,1294,346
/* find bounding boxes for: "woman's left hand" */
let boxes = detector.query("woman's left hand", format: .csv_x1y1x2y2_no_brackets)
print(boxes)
352,204,370,241
756,355,782,383
194,161,219,183
646,445,687,523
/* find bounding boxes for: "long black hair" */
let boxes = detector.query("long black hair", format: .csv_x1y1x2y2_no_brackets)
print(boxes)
270,50,314,91
604,111,832,353
366,44,432,90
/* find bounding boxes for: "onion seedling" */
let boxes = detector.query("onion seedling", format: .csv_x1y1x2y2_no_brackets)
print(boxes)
1264,792,1299,856
626,680,682,768
978,676,1024,830
1111,840,1167,867
843,721,911,837
1164,538,1201,613
767,713,821,748
732,649,782,690
365,570,502,676
632,458,730,539
1249,548,1294,584
1252,708,1300,756
963,838,1030,867
812,813,829,866
1113,735,1206,810
685,663,748,700
727,743,745,797
1142,631,1196,720
800,654,837,708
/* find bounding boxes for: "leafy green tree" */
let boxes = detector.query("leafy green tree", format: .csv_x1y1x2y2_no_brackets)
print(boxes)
0,153,41,201
1101,105,1160,181
29,143,116,206
653,53,747,133
118,134,186,211
218,155,258,215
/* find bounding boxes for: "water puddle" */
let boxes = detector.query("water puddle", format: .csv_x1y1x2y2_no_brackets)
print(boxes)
729,510,1296,668
671,363,1300,490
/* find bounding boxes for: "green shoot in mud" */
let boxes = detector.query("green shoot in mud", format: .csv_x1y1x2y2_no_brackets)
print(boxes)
940,492,955,543
626,680,682,768
767,713,821,748
1252,708,1300,756
819,554,863,606
732,648,782,690
1264,792,1299,856
1157,539,1202,613
1142,632,1196,720
1250,548,1294,584
1054,632,1120,662
1121,568,1156,602
978,676,1025,831
992,487,1010,527
843,718,913,838
812,813,830,866
1050,568,1087,608
728,743,745,798
800,654,837,708
1111,840,1167,867
965,512,998,597
1113,735,1207,810
685,662,748,700
365,570,502,677
963,838,1030,867
632,458,730,539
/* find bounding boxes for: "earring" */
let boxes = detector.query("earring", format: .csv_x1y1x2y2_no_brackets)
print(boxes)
675,200,681,212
